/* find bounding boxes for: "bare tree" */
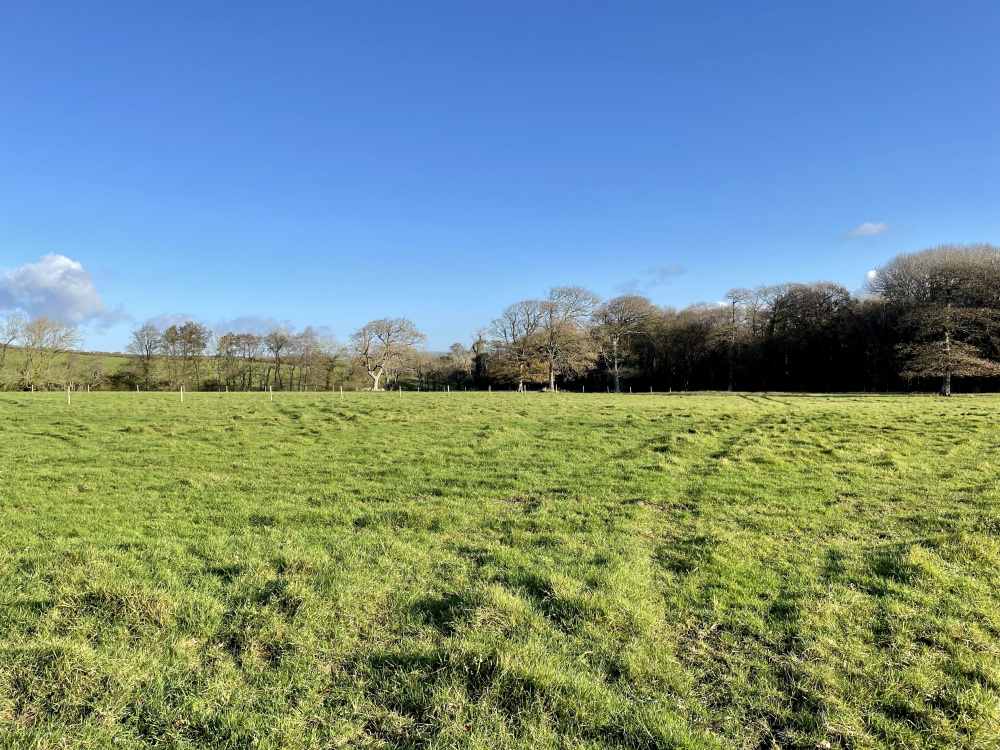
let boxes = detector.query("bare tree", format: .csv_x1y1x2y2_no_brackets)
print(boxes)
593,295,656,392
872,243,1000,395
899,308,1000,394
539,286,600,390
125,323,162,389
19,316,82,390
263,326,293,390
351,317,425,391
0,313,26,389
489,300,543,392
1,312,26,373
234,333,263,390
718,288,750,391
211,332,239,390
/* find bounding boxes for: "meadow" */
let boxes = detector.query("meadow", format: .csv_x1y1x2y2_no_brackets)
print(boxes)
0,391,998,749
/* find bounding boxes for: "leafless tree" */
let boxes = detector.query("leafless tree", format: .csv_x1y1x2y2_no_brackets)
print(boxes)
718,288,751,391
234,333,263,390
1,312,25,371
19,316,82,390
125,323,162,389
351,317,425,391
489,300,543,391
593,295,657,392
538,286,600,390
263,326,293,390
872,243,1000,395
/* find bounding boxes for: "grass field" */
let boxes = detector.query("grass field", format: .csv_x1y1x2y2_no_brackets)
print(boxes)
1,392,998,749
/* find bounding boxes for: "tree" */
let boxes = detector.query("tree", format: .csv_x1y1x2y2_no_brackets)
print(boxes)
447,342,473,383
871,244,1000,395
234,333,262,390
263,326,293,390
179,321,210,389
211,332,239,390
538,286,600,390
470,330,490,387
593,295,656,392
898,309,1000,393
489,300,543,392
19,316,82,390
0,313,26,388
718,289,750,391
350,317,425,391
125,323,162,389
1,312,25,371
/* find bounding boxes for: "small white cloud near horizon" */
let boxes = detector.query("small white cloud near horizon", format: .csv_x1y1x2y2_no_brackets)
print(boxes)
845,222,891,239
617,265,686,294
144,314,332,340
145,312,203,331
0,253,128,327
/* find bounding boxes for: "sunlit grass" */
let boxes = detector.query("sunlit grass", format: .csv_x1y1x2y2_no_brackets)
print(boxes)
1,391,998,748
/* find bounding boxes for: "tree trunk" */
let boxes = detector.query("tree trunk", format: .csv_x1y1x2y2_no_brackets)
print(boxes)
942,329,952,397
612,338,621,393
548,356,555,391
369,369,382,391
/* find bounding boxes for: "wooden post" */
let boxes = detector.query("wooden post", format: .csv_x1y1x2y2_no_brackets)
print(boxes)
136,384,139,392
269,386,273,402
488,385,491,393
629,386,632,394
340,386,343,399
225,385,228,393
398,386,402,399
67,385,71,405
87,384,90,393
447,385,450,394
180,385,184,403
582,386,585,393
650,387,653,393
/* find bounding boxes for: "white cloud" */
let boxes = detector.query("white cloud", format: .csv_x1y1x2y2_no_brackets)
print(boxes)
617,265,686,294
0,254,127,326
145,312,203,330
145,314,314,338
215,316,294,335
845,222,891,238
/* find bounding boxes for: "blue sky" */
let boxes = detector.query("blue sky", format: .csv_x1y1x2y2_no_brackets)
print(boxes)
1,1,997,351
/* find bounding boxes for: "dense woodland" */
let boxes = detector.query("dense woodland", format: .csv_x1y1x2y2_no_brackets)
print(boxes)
2,244,998,395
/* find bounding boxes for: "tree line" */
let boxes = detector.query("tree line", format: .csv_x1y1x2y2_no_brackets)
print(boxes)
2,244,998,395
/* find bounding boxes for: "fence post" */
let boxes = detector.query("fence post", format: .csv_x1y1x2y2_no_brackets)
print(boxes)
181,385,184,403
269,386,273,402
67,385,71,405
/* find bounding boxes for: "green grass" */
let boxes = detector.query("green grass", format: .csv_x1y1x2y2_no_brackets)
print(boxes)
1,392,998,749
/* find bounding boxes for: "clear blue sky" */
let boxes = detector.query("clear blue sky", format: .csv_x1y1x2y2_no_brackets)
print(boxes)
2,1,997,351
